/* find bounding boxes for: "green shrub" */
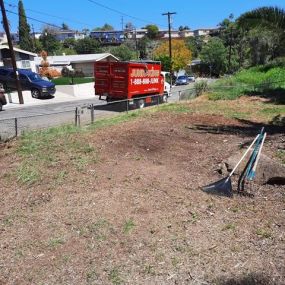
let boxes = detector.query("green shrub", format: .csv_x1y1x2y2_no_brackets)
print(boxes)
194,80,209,96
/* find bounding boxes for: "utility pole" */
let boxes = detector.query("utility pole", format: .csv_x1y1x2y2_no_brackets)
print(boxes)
162,12,176,85
0,0,24,104
228,26,233,74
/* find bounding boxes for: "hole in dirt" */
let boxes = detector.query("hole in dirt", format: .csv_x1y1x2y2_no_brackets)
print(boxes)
266,177,285,185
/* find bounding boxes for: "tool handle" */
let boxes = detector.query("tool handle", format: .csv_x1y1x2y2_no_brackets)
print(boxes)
249,132,267,179
228,134,260,178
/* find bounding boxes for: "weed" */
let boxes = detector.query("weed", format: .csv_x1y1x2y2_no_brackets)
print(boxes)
88,219,110,241
123,219,135,234
48,237,65,247
108,268,123,285
222,223,236,231
171,257,180,268
17,163,40,185
144,264,155,275
86,269,98,283
276,150,285,164
256,228,272,239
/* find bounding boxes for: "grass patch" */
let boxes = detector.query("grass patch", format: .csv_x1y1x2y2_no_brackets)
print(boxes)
51,77,94,85
108,268,124,285
208,66,285,101
123,219,135,234
48,237,65,247
256,228,272,239
15,125,97,186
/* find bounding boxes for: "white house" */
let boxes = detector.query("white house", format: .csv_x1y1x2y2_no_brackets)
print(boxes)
34,53,119,76
0,45,37,71
54,30,85,42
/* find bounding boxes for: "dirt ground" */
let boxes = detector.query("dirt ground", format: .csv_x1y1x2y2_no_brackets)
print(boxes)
0,111,284,285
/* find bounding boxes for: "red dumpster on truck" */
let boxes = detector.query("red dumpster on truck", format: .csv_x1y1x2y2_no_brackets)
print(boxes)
94,61,168,108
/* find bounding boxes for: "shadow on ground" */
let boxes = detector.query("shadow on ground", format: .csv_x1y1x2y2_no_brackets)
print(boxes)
215,273,278,285
246,88,285,105
187,118,284,136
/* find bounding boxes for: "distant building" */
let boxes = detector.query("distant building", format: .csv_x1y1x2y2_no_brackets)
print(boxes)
193,28,221,37
0,45,37,71
90,30,124,44
0,31,7,44
54,29,85,42
34,53,119,76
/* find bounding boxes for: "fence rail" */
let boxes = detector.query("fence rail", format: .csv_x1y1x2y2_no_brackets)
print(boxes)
1,78,284,141
0,92,193,141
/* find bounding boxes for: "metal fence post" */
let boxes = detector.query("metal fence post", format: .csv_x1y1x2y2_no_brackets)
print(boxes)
90,104,94,124
15,117,18,137
75,107,78,126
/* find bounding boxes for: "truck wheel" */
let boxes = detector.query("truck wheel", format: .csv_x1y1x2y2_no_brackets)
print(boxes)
136,99,145,109
161,94,168,103
31,89,41,99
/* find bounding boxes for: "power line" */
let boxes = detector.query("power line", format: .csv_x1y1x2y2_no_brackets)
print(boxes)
4,0,92,29
6,9,63,30
87,0,167,28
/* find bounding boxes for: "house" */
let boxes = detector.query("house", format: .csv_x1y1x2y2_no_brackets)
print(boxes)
193,28,221,37
90,30,124,44
34,53,119,76
0,32,7,44
0,45,37,72
54,29,85,42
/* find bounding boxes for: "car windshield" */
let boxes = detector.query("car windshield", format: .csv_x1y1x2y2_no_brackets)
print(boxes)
27,73,42,81
178,76,187,80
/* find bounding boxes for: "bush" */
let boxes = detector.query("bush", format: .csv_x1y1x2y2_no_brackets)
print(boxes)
194,80,209,96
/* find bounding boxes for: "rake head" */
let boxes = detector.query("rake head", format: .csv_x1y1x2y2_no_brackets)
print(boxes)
202,177,233,197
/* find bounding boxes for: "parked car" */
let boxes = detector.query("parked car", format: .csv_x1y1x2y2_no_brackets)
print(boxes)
0,68,56,98
175,75,189,86
0,88,7,111
187,75,196,82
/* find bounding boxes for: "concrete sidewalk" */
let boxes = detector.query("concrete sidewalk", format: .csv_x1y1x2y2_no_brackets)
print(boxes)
4,83,95,110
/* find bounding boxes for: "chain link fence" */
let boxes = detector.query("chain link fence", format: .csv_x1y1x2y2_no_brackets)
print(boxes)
0,93,185,141
1,78,284,141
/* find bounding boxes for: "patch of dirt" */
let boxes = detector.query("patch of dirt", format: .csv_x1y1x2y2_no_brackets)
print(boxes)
0,112,284,285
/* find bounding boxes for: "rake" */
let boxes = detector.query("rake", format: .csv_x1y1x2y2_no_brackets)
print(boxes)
202,134,260,197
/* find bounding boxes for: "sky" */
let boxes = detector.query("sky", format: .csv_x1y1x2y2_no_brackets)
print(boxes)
3,0,285,33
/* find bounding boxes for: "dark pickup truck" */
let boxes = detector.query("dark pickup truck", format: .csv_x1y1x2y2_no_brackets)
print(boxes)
0,68,56,98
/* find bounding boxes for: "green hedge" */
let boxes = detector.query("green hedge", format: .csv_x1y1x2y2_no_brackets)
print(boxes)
51,77,94,85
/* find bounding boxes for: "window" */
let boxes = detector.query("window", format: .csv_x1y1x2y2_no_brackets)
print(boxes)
21,60,31,69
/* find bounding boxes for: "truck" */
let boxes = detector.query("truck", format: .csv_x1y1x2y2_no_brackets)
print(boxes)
94,61,170,108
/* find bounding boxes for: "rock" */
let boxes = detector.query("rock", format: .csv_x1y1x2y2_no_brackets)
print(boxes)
222,149,285,185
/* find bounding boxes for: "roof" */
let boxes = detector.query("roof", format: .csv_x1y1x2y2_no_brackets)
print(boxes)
34,53,119,65
0,45,37,56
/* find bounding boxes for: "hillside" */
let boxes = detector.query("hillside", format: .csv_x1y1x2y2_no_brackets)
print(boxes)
0,96,284,285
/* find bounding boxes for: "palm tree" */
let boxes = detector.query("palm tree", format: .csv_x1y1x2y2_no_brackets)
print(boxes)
237,6,285,60
237,6,285,30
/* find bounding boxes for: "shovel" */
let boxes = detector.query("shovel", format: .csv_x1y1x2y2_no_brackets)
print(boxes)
202,134,260,197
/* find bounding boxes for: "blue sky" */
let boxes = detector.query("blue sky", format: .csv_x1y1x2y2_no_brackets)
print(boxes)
3,0,285,32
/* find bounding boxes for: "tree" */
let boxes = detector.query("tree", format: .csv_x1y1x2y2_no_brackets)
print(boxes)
137,37,150,59
200,37,227,76
237,6,285,59
74,37,101,54
125,22,135,31
145,24,159,39
18,0,33,51
93,23,114,31
39,30,61,54
109,44,135,61
153,39,192,72
61,23,69,30
63,38,76,49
